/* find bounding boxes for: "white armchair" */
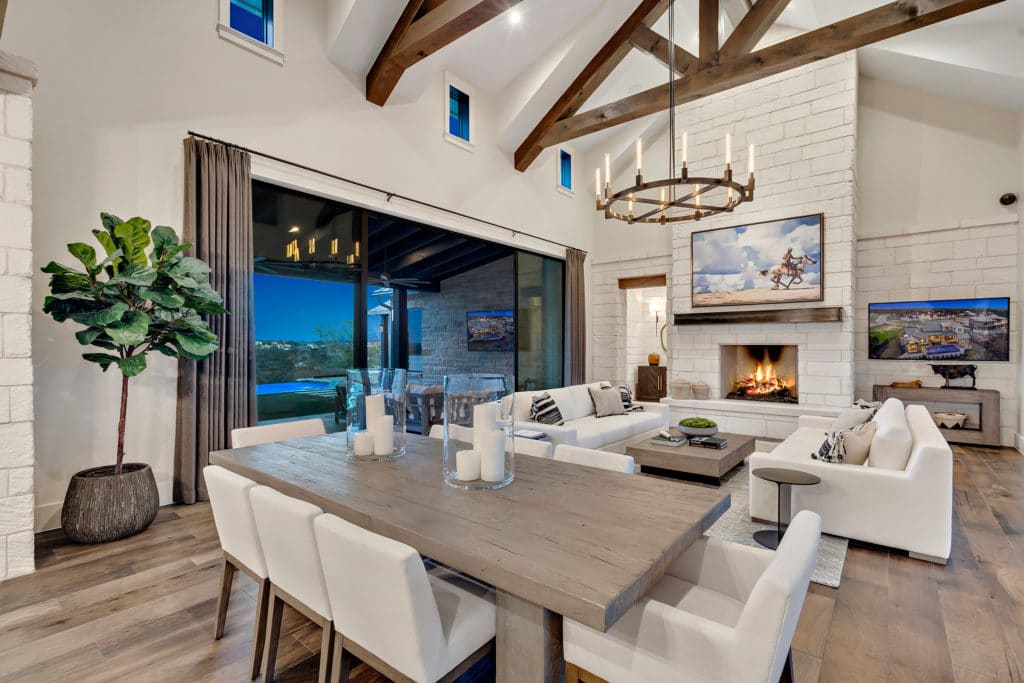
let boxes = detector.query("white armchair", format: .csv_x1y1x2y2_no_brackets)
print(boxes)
564,511,821,683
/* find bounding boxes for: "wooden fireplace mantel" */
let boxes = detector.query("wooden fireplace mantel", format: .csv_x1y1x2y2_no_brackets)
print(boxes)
673,306,843,326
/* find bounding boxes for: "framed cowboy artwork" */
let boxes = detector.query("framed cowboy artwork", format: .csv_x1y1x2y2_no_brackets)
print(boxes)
690,214,825,307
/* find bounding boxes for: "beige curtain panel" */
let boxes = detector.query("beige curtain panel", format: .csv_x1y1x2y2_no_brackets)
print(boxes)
174,138,256,504
566,247,587,386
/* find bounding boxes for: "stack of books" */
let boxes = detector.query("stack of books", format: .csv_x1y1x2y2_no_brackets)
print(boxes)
688,435,728,450
651,432,688,448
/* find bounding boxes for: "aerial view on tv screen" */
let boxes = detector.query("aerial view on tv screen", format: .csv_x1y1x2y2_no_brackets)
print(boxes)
868,297,1010,361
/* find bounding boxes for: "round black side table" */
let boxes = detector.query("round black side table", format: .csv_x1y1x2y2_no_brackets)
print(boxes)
752,467,821,550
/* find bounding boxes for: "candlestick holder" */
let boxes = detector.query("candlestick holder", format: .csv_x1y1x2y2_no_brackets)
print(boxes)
442,373,515,490
345,368,407,461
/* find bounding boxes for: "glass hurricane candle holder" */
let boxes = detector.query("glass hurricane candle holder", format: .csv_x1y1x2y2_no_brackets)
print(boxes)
442,373,514,490
345,368,408,461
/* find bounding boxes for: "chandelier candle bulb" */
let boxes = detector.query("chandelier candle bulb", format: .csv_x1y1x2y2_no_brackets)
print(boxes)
682,131,688,165
595,168,601,200
749,144,755,174
635,137,642,175
725,133,731,167
455,450,481,481
604,153,611,186
372,414,394,457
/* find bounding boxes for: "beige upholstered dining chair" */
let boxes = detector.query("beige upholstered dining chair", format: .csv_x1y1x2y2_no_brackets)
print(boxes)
203,465,271,680
314,512,496,683
563,511,822,683
230,418,326,448
250,486,335,683
553,444,634,474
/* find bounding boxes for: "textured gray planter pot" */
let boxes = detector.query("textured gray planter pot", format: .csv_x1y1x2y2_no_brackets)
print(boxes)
678,425,719,437
61,463,159,544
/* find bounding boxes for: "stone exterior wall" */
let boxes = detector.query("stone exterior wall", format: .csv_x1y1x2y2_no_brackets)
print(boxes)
408,256,514,386
855,217,1019,446
0,53,36,581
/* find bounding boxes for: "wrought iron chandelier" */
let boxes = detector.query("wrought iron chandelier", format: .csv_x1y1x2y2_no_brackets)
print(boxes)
594,0,756,224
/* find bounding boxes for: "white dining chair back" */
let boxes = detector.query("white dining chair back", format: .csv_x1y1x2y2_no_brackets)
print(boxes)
510,436,553,459
315,513,496,683
553,444,634,474
427,423,474,444
249,486,332,621
231,418,326,448
737,511,821,681
204,465,267,578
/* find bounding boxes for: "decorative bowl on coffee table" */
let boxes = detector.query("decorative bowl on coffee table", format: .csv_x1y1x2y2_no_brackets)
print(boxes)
678,417,718,437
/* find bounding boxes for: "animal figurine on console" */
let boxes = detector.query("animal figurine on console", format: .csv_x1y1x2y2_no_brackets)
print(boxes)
930,364,977,390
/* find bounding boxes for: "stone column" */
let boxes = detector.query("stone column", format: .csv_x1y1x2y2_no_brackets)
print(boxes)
0,50,37,580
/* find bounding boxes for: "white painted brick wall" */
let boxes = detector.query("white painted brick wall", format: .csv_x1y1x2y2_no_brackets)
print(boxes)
854,218,1019,446
667,53,858,408
0,89,34,581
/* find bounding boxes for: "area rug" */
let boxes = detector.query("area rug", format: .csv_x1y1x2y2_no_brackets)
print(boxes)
704,464,848,588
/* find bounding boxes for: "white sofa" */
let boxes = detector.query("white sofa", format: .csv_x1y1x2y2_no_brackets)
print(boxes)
748,398,953,563
502,383,669,450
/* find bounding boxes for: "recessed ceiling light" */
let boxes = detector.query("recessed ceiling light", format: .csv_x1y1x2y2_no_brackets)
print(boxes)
508,8,522,25
288,226,300,233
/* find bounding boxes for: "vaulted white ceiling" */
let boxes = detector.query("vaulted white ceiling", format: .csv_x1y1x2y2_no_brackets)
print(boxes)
326,0,1024,157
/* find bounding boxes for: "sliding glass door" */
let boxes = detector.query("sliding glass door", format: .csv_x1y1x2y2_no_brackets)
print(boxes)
515,252,565,391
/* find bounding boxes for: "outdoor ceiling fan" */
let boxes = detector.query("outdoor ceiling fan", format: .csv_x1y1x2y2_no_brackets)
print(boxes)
368,239,429,288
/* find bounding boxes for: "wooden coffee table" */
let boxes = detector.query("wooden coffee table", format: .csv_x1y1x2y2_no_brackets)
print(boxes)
616,430,756,484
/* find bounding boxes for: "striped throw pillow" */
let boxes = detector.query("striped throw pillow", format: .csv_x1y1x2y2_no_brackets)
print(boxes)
529,392,564,426
618,385,644,412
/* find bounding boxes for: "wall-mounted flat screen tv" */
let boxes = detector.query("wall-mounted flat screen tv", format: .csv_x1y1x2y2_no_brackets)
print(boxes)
868,297,1010,361
467,310,515,352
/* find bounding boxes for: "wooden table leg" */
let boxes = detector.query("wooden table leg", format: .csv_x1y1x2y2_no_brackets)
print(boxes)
495,590,563,683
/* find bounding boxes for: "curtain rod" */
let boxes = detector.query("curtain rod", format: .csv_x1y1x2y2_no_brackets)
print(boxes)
186,131,585,255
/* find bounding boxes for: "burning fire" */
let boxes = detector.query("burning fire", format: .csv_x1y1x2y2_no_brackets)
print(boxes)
740,361,788,396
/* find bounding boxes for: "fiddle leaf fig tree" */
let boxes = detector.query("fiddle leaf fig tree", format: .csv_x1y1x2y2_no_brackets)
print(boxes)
42,213,228,474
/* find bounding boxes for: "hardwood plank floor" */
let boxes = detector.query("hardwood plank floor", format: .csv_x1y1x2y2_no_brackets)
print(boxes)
0,444,1019,681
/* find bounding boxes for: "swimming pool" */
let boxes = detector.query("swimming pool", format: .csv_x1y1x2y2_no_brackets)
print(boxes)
256,380,340,396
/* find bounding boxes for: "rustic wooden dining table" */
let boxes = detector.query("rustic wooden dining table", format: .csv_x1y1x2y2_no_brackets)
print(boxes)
210,432,730,683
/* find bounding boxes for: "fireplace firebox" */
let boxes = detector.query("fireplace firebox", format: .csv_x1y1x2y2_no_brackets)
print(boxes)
720,344,798,403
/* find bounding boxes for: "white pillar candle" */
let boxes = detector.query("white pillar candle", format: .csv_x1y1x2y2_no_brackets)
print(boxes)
748,143,755,174
682,131,688,165
635,137,642,174
353,430,374,457
472,403,498,451
456,449,481,481
480,429,506,482
595,167,601,199
364,394,385,431
604,153,611,186
725,132,731,166
373,414,394,456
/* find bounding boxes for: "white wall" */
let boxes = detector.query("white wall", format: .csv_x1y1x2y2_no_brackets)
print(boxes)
856,78,1022,447
857,77,1020,235
1,0,595,530
1019,113,1024,451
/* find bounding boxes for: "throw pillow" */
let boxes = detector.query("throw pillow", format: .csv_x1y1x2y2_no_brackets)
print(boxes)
832,405,874,432
617,385,645,412
529,392,564,426
589,386,626,418
813,420,877,464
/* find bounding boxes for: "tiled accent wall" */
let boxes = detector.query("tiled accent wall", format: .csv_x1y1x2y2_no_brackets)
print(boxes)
591,255,672,386
669,53,857,408
854,217,1019,446
0,66,35,579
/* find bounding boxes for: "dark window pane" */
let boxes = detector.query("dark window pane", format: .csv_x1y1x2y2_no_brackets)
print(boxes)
448,85,470,142
230,0,273,46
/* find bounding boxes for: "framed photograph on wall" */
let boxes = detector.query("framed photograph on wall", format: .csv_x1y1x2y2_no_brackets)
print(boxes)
690,213,824,307
466,310,515,352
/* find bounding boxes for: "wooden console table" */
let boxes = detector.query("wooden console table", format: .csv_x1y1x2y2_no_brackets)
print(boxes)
872,385,1000,447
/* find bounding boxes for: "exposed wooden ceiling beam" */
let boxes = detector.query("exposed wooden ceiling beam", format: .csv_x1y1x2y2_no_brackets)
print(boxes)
719,0,791,59
366,0,426,106
629,24,699,76
0,0,7,40
699,0,721,69
513,0,670,173
367,0,522,107
538,0,1004,148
